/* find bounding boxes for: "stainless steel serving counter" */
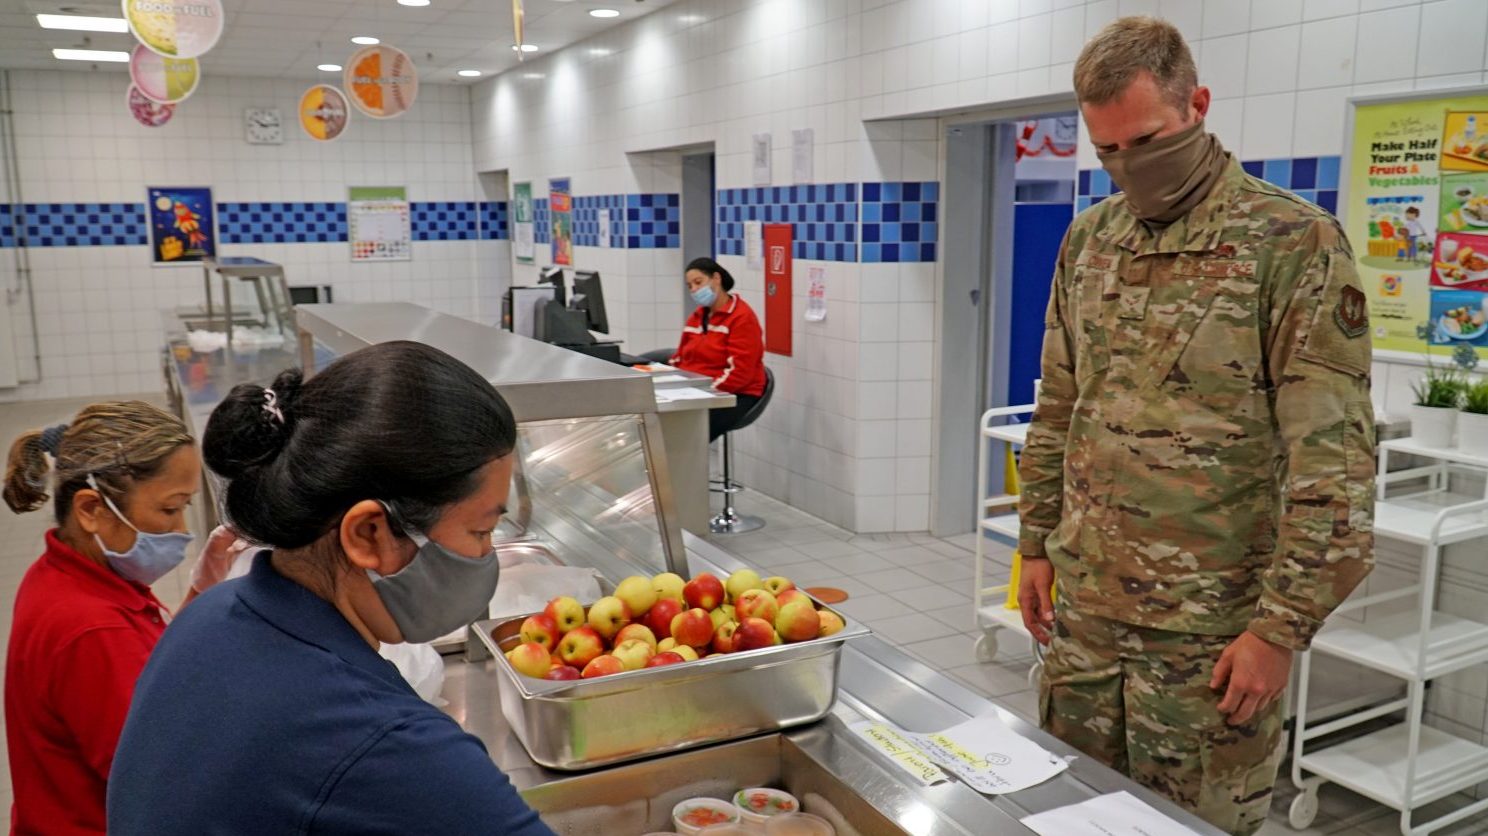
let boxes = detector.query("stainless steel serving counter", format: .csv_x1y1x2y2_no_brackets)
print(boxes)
443,534,1223,835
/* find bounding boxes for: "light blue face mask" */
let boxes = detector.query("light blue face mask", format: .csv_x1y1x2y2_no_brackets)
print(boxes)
87,476,194,586
369,503,500,643
691,284,717,307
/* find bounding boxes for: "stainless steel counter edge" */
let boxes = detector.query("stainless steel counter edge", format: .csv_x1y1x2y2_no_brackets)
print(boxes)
443,533,1223,835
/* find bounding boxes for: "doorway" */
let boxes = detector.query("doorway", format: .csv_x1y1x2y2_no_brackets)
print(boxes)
933,109,1078,537
679,150,716,322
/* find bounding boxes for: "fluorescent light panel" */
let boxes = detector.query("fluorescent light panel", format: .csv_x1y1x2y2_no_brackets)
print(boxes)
318,63,342,71
36,14,128,32
351,36,380,45
590,9,620,18
52,48,129,62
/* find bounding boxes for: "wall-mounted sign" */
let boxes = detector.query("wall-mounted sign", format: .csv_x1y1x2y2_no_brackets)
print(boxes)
123,0,225,60
148,186,215,265
513,182,535,263
129,43,198,104
127,84,174,127
549,177,573,266
345,44,418,119
753,133,771,186
349,186,411,262
298,84,350,142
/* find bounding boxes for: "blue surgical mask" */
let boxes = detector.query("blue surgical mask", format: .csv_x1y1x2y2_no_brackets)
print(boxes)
88,476,194,586
691,285,717,307
369,504,501,643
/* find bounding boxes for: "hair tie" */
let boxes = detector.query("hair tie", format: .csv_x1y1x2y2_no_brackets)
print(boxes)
37,424,68,456
262,389,285,425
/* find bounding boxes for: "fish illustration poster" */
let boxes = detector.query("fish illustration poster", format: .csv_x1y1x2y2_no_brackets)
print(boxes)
148,186,215,265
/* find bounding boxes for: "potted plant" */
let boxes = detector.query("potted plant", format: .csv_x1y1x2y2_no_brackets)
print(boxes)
1460,377,1488,456
1410,366,1466,448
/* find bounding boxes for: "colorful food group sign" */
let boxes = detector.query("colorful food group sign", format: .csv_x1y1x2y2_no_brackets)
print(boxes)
1346,92,1488,361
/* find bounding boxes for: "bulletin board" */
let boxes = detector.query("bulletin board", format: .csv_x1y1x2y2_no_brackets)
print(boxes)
348,186,410,262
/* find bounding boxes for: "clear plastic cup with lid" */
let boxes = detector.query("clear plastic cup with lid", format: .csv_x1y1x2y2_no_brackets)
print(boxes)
673,798,742,836
764,812,835,836
733,787,800,827
696,825,755,836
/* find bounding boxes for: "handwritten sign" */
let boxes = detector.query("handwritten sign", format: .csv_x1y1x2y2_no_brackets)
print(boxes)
848,722,947,786
905,714,1069,795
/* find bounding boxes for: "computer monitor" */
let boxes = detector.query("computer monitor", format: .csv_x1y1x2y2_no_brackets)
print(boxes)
538,266,566,305
571,270,609,335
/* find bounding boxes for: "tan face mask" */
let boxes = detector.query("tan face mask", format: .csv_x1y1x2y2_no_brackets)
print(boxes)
1096,120,1227,225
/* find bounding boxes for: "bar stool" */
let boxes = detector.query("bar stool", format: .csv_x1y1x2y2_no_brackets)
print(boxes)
710,367,774,535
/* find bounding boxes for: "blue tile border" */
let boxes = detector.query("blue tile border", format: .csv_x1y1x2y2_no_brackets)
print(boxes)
218,202,346,244
479,200,509,240
0,205,15,249
860,181,938,263
715,183,860,263
1077,155,1344,219
410,201,478,241
14,203,147,247
533,198,551,245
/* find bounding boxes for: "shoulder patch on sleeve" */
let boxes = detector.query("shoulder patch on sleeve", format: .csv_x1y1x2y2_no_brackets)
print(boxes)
1334,284,1368,339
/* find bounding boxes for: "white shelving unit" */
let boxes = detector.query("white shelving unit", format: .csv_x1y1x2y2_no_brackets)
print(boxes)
1289,437,1488,835
972,403,1041,688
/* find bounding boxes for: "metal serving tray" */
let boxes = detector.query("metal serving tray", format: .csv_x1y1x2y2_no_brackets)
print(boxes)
467,597,871,771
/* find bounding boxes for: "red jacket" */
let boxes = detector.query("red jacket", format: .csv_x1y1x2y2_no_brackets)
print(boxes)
671,294,767,398
6,530,168,836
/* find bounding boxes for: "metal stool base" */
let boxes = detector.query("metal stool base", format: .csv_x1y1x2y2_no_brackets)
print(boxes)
710,511,766,534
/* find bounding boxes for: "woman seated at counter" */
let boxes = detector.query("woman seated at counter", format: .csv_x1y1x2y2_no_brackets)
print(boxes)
107,341,553,836
3,402,199,835
670,257,768,440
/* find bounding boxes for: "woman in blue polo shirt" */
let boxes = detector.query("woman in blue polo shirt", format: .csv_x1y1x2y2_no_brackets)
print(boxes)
108,341,553,836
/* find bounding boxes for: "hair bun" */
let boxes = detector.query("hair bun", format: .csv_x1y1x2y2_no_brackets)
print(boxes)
203,368,303,480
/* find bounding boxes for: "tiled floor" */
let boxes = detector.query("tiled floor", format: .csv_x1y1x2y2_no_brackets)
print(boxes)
0,396,1483,834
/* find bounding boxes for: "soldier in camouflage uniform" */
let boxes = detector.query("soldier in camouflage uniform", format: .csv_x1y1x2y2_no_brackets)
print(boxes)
1017,18,1375,836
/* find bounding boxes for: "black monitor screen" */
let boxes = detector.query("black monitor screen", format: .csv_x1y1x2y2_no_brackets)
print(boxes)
572,271,608,335
538,266,566,304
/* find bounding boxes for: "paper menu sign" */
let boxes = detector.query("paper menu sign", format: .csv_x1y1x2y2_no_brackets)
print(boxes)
848,721,948,786
1020,791,1199,836
904,714,1069,795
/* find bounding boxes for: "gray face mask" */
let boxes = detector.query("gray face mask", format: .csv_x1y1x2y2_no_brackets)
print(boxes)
370,504,500,643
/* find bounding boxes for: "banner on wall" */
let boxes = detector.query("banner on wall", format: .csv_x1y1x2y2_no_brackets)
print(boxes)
1346,90,1488,363
348,186,411,262
549,177,573,266
763,223,793,356
148,186,214,265
513,182,535,263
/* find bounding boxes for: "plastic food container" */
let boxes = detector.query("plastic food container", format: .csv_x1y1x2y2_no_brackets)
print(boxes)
673,798,743,835
764,812,836,836
733,787,800,827
697,825,755,836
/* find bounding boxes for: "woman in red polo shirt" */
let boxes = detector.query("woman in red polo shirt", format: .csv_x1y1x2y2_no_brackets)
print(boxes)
2,402,199,835
672,257,768,440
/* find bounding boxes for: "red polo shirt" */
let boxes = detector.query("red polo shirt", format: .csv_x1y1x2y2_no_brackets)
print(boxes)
671,294,767,398
6,530,168,836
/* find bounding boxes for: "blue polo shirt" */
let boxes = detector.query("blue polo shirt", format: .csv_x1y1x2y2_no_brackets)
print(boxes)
107,553,553,836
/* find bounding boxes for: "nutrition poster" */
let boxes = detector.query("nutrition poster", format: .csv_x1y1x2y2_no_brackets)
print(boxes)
147,186,214,265
513,182,535,263
344,44,418,119
549,177,573,266
123,0,225,60
1345,91,1488,362
348,186,410,262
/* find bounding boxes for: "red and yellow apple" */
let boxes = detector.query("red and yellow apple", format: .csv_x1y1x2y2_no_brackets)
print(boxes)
763,576,795,596
557,625,605,668
684,572,726,611
775,600,822,642
670,607,715,648
674,645,700,662
818,610,846,637
519,613,560,651
708,607,731,630
775,588,811,610
614,623,658,651
612,638,656,671
734,588,779,623
725,569,764,603
734,617,777,651
544,665,582,681
645,597,684,640
586,595,632,641
652,572,686,603
615,575,658,617
712,621,740,654
581,655,625,678
544,595,586,633
645,651,687,668
506,641,552,678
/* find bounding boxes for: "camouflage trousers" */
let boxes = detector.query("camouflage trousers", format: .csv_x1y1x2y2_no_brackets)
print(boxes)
1038,603,1284,836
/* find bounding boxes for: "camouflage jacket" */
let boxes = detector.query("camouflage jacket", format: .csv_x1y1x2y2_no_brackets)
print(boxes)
1017,156,1376,650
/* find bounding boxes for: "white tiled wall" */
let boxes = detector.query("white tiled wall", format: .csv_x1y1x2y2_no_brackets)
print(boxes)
0,70,495,403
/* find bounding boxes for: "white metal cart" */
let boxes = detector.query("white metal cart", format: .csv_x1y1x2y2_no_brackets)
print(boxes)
972,402,1043,689
1289,437,1488,835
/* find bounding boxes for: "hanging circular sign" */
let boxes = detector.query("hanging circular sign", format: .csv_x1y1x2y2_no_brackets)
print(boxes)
122,0,225,60
299,84,351,142
127,84,175,127
344,44,418,119
129,44,199,104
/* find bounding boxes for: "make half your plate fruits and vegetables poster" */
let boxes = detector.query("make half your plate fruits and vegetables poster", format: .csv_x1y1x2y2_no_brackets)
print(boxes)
1346,92,1488,361
147,186,215,265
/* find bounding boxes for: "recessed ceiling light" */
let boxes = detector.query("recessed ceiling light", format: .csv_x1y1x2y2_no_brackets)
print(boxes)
397,0,431,6
351,36,380,45
678,14,706,24
318,63,342,72
458,69,482,77
590,9,620,18
588,48,613,56
512,43,539,53
52,48,129,62
36,14,128,32
522,73,545,79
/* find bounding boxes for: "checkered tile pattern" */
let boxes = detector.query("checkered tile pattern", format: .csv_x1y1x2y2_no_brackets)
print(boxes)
0,205,15,248
860,182,938,263
573,194,626,247
716,184,858,262
1077,155,1342,215
218,202,346,244
624,193,680,249
534,198,551,244
479,201,509,240
13,203,147,247
411,201,478,241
